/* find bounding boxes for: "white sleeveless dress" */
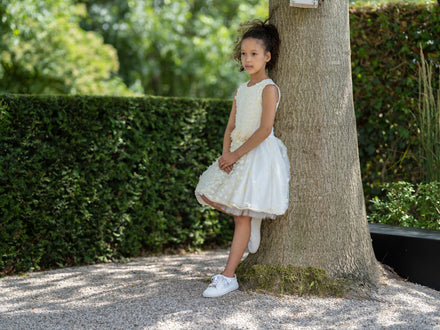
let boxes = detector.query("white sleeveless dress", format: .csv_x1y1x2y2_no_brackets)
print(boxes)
195,79,290,220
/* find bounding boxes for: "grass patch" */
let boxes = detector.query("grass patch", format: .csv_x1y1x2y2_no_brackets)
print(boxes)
236,263,348,297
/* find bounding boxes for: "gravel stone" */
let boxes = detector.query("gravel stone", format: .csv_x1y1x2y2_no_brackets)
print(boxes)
1,249,439,329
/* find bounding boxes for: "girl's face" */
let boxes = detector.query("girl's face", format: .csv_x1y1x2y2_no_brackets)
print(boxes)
240,37,271,76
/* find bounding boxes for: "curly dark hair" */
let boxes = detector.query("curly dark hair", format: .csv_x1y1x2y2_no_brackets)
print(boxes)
233,19,280,72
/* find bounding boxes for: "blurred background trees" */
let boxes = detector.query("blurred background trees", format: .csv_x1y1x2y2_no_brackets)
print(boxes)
1,0,267,98
77,0,434,93
0,0,131,95
0,0,432,97
79,0,267,98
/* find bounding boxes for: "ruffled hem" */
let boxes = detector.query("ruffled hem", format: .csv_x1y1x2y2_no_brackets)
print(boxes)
195,192,282,220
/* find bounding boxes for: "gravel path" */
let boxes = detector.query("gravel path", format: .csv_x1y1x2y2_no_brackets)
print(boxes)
1,249,439,329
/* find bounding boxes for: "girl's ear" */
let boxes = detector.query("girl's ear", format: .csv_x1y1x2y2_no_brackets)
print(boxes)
265,51,271,63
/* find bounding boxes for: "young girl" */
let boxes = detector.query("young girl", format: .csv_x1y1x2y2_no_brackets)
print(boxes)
195,19,290,298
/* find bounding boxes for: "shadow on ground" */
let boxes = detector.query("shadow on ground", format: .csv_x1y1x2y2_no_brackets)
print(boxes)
1,250,439,329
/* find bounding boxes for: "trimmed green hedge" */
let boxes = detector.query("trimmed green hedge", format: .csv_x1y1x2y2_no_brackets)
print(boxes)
350,3,440,197
0,95,233,274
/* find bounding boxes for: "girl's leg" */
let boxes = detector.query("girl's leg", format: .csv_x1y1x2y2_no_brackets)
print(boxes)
202,215,250,297
222,215,251,278
200,195,250,275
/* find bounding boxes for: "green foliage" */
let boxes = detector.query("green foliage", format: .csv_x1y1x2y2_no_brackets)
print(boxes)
417,47,440,182
368,181,440,230
350,0,432,6
0,0,269,97
79,0,268,98
0,94,233,274
0,0,132,95
350,3,440,198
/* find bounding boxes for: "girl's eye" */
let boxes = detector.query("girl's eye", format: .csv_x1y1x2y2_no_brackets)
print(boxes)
241,52,246,56
252,53,257,56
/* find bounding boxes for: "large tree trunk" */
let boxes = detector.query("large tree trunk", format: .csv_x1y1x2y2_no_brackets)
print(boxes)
242,0,380,286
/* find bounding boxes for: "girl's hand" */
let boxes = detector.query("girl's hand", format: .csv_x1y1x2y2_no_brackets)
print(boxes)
218,152,238,172
222,165,234,174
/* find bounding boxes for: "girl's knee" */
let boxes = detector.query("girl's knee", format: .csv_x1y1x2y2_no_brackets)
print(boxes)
234,215,251,225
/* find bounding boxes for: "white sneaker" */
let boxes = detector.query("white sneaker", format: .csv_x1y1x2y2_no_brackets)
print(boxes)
248,218,262,253
203,274,239,298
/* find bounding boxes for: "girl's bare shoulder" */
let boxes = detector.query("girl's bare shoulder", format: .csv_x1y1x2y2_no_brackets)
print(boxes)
262,84,279,103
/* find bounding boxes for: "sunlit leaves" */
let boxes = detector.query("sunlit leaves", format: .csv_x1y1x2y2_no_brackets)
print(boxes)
0,0,132,95
81,0,268,98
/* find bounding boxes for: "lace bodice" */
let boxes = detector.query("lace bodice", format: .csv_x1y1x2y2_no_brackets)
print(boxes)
230,79,280,146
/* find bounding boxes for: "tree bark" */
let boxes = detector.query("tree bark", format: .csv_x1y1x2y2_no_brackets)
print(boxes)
243,0,380,286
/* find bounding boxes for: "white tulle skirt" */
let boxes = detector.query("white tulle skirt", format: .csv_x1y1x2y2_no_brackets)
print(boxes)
195,135,290,219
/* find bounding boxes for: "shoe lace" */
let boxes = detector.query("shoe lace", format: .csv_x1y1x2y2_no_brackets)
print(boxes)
208,274,224,288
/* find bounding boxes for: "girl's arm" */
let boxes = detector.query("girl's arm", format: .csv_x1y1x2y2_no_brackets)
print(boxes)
218,85,278,170
222,90,238,155
220,90,238,173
